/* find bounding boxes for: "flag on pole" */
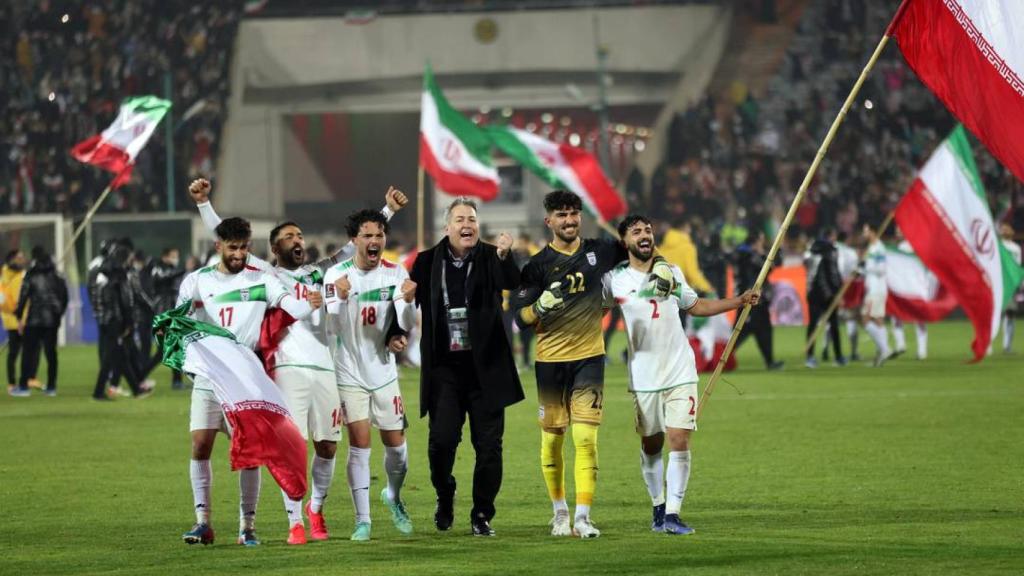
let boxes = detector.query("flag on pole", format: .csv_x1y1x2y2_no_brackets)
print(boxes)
154,303,308,500
487,125,627,222
70,95,171,188
419,66,500,201
894,126,1024,361
885,244,958,322
889,0,1024,184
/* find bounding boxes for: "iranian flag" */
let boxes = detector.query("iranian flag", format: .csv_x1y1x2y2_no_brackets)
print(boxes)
894,126,1024,361
890,0,1024,184
885,244,958,322
487,125,627,222
154,304,308,500
70,95,171,188
420,67,500,201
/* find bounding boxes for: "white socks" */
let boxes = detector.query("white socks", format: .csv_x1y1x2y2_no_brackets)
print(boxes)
282,492,304,527
865,322,890,357
552,499,569,514
846,319,859,356
666,450,691,515
384,443,408,502
890,319,907,352
239,468,261,530
915,323,929,359
310,454,336,514
1003,315,1014,351
574,503,591,521
190,459,212,524
639,450,665,506
347,446,371,523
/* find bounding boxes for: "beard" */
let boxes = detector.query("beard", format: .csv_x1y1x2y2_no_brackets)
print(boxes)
275,242,304,269
222,257,246,274
628,243,653,262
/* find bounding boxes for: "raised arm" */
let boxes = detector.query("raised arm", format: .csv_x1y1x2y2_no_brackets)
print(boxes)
316,186,409,270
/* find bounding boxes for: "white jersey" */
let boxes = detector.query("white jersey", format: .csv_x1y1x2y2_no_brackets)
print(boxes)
836,242,859,281
322,258,415,391
864,240,888,296
603,263,700,392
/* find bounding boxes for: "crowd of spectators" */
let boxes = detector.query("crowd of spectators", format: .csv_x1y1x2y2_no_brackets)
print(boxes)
0,0,241,216
639,0,1023,257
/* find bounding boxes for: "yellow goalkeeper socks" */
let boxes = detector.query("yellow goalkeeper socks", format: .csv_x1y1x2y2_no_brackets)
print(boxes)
572,423,599,518
540,430,566,509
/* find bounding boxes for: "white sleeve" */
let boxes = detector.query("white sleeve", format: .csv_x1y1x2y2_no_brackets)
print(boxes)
316,204,395,271
394,267,416,331
197,202,222,234
176,272,198,308
673,266,699,310
600,271,615,309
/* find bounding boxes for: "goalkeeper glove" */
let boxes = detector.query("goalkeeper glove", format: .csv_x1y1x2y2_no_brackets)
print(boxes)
533,282,565,316
647,260,676,298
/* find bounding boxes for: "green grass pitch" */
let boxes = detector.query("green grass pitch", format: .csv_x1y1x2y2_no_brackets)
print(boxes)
1,320,1022,575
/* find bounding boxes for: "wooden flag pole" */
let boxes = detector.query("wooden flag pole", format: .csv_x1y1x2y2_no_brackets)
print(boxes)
696,32,893,421
59,181,115,266
803,210,897,356
417,166,426,250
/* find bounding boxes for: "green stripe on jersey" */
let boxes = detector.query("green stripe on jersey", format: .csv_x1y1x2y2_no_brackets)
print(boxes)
212,284,267,303
357,285,396,302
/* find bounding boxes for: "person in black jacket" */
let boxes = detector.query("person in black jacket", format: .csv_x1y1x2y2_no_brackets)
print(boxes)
804,228,845,367
733,229,784,370
149,247,187,388
13,246,68,396
409,197,523,537
91,243,148,400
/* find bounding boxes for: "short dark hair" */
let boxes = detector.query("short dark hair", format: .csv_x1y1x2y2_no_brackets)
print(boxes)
345,209,389,238
269,221,301,245
543,190,582,213
161,246,178,257
30,245,49,262
215,217,252,242
617,213,652,238
4,250,19,264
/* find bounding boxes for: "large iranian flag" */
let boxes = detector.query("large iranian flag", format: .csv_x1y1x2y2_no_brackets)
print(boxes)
890,0,1024,184
70,95,171,188
420,67,500,200
885,244,958,322
487,125,627,222
894,126,1024,361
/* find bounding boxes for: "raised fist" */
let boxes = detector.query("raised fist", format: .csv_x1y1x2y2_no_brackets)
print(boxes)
385,186,409,212
495,232,514,259
388,334,408,353
189,178,211,204
334,275,351,300
400,279,417,303
307,290,324,310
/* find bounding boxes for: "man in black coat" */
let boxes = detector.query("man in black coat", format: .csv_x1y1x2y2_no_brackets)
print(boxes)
804,227,845,366
13,246,68,396
409,197,523,537
733,228,784,370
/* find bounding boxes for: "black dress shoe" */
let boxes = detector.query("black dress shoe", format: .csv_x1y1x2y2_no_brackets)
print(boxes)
434,496,454,531
471,517,495,537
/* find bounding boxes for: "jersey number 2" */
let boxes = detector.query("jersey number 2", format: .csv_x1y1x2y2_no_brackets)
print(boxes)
649,299,660,319
219,306,234,327
361,306,377,325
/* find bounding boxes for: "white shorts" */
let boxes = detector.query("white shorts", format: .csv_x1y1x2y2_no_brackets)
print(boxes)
275,366,342,442
338,380,406,431
632,383,698,437
189,383,229,433
861,289,888,319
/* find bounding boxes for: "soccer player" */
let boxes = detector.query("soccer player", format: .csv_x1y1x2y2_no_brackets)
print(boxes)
322,210,417,541
516,190,667,538
604,214,758,535
177,216,322,546
861,223,890,367
188,179,407,544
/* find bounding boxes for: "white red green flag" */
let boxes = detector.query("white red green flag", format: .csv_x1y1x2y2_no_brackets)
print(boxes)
894,126,1024,361
419,67,500,201
487,125,627,222
890,0,1024,183
885,244,957,322
71,95,171,188
154,304,308,500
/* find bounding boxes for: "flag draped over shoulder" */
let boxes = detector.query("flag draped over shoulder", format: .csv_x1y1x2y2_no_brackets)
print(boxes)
894,126,1024,361
487,125,627,222
154,303,307,500
890,0,1024,184
419,66,500,200
71,95,171,188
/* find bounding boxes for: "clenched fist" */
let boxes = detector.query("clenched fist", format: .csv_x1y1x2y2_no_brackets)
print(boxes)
334,275,351,300
388,335,408,353
189,178,211,204
495,232,514,259
400,279,416,303
739,289,760,307
307,291,324,310
385,186,408,212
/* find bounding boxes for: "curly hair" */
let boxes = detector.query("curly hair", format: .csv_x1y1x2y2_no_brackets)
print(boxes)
543,190,582,213
345,209,389,238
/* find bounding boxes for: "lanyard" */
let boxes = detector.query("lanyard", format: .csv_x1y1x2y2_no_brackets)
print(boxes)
441,259,472,310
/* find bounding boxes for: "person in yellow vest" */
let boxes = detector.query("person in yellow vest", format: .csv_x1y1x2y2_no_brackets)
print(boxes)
656,220,713,294
1,250,27,394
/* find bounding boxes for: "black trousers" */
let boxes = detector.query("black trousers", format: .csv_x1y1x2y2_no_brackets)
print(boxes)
806,295,842,359
20,326,58,390
734,302,776,366
6,331,22,385
427,356,505,522
93,325,140,398
518,326,534,367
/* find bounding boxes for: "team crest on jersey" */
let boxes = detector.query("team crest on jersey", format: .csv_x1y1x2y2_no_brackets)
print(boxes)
586,251,596,266
239,287,251,302
380,288,390,302
326,283,336,298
